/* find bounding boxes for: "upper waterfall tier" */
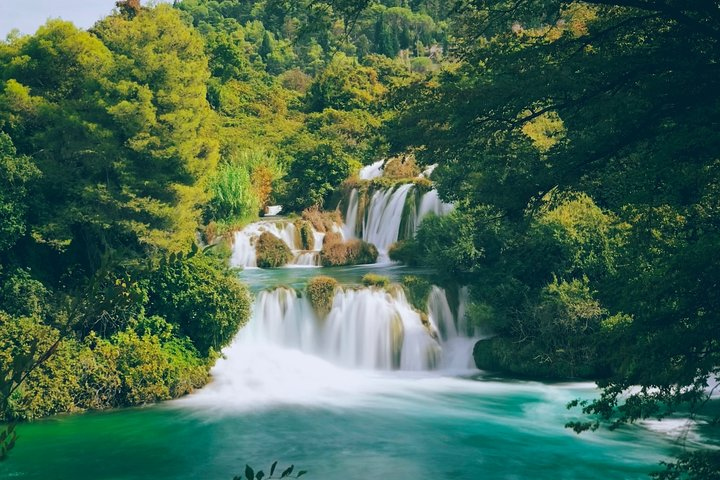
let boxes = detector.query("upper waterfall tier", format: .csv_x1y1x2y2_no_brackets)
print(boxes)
218,284,478,373
231,220,343,268
342,184,453,259
358,159,385,180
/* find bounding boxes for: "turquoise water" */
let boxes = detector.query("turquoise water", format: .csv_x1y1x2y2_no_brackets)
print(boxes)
0,266,694,479
238,263,436,292
1,376,680,480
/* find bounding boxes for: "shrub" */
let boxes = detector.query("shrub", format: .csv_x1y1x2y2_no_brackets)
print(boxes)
306,276,338,319
401,276,431,310
294,220,315,250
255,232,293,268
0,268,50,318
383,154,420,179
361,273,390,288
323,231,343,247
302,207,341,233
148,252,252,355
388,239,421,266
473,277,608,379
0,314,80,420
320,239,378,266
207,161,260,222
283,143,352,211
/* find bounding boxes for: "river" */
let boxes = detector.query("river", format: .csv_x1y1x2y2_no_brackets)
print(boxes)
0,182,704,479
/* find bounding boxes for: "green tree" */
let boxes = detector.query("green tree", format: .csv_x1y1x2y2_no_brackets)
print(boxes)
147,251,251,355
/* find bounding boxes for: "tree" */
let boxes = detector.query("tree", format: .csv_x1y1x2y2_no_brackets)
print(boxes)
0,133,38,253
396,0,720,475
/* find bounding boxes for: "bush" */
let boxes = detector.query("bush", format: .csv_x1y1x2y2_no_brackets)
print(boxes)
302,207,341,233
306,276,338,319
383,154,420,179
0,314,92,421
282,143,352,211
388,239,421,266
323,231,343,247
401,275,431,310
0,268,50,318
256,232,293,268
473,277,608,379
361,273,390,288
207,161,260,222
320,239,378,266
294,220,315,250
148,252,252,355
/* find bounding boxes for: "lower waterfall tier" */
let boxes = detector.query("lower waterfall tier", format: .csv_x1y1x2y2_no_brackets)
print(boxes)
216,284,479,375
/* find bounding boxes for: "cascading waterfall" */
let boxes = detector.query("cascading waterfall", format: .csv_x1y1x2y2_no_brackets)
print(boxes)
212,284,477,378
358,159,385,180
231,220,342,268
362,184,415,257
343,184,454,259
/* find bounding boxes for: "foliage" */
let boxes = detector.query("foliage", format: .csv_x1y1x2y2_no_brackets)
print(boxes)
474,277,609,379
394,0,720,472
361,273,390,288
306,276,338,319
382,154,419,179
651,451,720,480
301,207,341,233
401,275,431,311
0,133,38,253
208,161,261,223
320,239,378,267
388,239,421,266
282,142,354,211
233,461,307,480
294,220,315,250
253,232,291,268
148,249,251,355
308,52,385,111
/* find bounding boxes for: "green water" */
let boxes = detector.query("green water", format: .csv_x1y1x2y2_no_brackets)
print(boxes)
1,378,679,480
0,266,692,479
238,263,435,292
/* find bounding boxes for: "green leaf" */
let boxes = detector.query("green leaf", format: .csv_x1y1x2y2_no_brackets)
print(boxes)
270,461,278,477
281,465,294,478
245,464,254,480
256,471,265,480
296,471,307,478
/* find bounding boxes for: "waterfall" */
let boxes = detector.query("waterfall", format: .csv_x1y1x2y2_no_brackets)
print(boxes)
362,184,415,258
223,284,476,372
343,185,453,260
418,189,454,220
358,160,385,180
231,220,343,268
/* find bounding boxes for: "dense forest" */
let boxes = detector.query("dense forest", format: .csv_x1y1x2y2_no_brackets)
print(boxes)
0,0,718,477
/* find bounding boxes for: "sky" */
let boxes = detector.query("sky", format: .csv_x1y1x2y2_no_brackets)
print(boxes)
0,0,168,38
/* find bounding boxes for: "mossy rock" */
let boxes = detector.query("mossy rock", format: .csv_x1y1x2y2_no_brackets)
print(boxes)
306,276,339,319
255,232,292,268
302,207,341,233
320,239,378,267
361,273,390,288
294,219,315,250
401,275,431,310
323,231,343,247
383,154,420,179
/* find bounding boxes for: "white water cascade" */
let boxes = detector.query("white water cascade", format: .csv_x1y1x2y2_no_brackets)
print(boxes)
190,284,481,408
231,220,342,268
358,159,385,180
215,284,477,373
343,184,454,259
